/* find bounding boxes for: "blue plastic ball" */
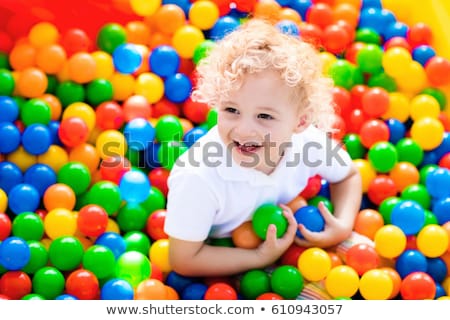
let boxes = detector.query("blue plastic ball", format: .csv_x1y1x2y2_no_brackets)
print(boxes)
183,126,207,148
181,283,208,300
426,168,450,199
435,283,447,299
412,45,436,66
164,73,192,103
383,21,409,40
289,0,312,20
433,132,450,160
395,249,427,278
149,45,180,77
8,183,40,215
162,0,191,16
275,20,299,36
101,278,134,300
119,170,151,203
165,271,196,295
21,123,51,155
294,205,325,238
318,179,330,198
0,161,23,193
386,118,405,144
432,197,450,225
0,96,19,122
144,142,162,169
0,122,21,154
123,118,156,151
0,236,31,270
95,232,127,259
113,43,143,74
210,16,240,41
361,0,383,9
55,294,78,300
47,120,62,145
24,163,57,196
390,200,425,235
426,257,447,283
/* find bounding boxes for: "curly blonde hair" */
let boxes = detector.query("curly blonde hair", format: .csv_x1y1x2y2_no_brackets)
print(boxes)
192,19,336,132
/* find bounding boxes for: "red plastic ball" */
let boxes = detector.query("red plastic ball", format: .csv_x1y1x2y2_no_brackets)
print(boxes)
0,213,11,241
280,244,306,266
384,36,412,52
148,168,170,197
332,86,352,116
0,271,32,300
77,204,109,237
61,28,91,56
256,292,284,300
146,209,168,240
425,56,450,86
367,175,397,206
350,84,369,110
406,22,433,48
96,101,125,130
306,3,333,29
400,271,436,300
359,119,390,149
65,269,100,300
182,98,210,124
345,243,380,276
58,117,89,148
298,23,323,48
204,283,238,300
300,175,322,199
439,153,450,170
150,262,164,282
99,156,131,184
152,98,180,118
322,24,351,54
345,42,366,64
344,108,369,133
361,87,390,118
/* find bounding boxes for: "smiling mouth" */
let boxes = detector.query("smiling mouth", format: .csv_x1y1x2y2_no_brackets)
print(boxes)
233,141,263,154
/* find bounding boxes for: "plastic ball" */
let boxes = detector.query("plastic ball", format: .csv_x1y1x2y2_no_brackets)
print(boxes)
299,175,322,199
48,236,84,271
44,208,77,240
395,249,427,278
0,213,11,241
164,73,192,103
411,117,445,151
0,271,32,299
0,237,30,270
149,238,171,273
101,278,134,300
130,0,161,16
193,40,215,65
16,67,48,98
88,181,122,216
118,170,151,204
82,244,116,280
113,43,142,74
426,257,447,283
325,265,359,298
368,141,398,173
209,16,240,41
298,247,332,281
123,118,156,152
8,183,40,215
32,266,65,299
149,45,180,77
181,282,208,299
12,211,44,241
95,232,127,260
367,175,397,206
189,0,220,30
400,271,436,300
0,122,20,154
65,269,100,300
204,282,238,300
21,98,51,126
395,138,424,167
240,269,270,299
390,200,425,236
416,225,449,258
96,23,127,54
359,269,393,300
42,183,76,211
252,204,288,240
270,265,304,299
293,205,325,238
172,25,205,59
116,251,152,287
353,159,376,193
354,209,384,240
374,225,406,258
0,96,19,122
362,87,390,118
345,243,380,276
22,240,48,275
359,119,390,149
77,204,109,237
426,168,450,199
389,162,420,192
135,278,167,300
425,56,450,87
386,118,405,144
58,117,89,148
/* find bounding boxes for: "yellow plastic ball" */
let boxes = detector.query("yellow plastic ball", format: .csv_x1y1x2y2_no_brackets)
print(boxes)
44,208,77,240
353,159,376,193
6,146,37,172
149,238,171,273
298,247,332,281
382,47,412,78
172,25,205,59
91,51,115,79
325,265,360,298
63,102,96,132
111,73,136,101
189,1,220,30
395,61,427,94
37,145,69,172
374,225,407,258
417,225,449,258
382,92,410,122
106,218,120,234
410,117,445,150
409,94,440,121
0,189,7,213
359,269,393,300
130,0,161,16
134,72,164,103
320,52,338,75
96,129,127,159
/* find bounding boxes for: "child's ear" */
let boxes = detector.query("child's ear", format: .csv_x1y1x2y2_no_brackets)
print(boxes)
294,115,309,133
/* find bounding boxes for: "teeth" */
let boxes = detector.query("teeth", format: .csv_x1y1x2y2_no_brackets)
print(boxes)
235,141,261,147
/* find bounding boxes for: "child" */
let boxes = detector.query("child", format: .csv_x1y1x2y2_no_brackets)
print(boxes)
164,19,362,277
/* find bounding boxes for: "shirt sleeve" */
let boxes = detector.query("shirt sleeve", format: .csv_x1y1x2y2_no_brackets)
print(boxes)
164,168,219,242
303,127,353,183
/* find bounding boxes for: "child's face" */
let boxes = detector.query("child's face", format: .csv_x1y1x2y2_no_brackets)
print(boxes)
217,69,306,174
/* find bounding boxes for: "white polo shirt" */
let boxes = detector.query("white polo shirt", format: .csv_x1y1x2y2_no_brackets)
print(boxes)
164,125,352,241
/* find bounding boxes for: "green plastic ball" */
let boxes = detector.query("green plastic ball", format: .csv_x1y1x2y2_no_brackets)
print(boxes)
193,40,215,65
206,108,218,129
343,134,366,160
115,251,151,287
86,78,113,106
368,141,398,173
82,245,116,280
48,236,84,271
395,138,424,167
56,80,85,107
57,162,91,195
378,196,401,224
22,240,48,274
32,266,65,299
116,203,148,233
20,98,51,126
270,265,304,299
240,269,271,299
308,195,334,213
141,186,166,215
400,184,431,209
419,164,439,185
155,115,184,142
157,141,188,170
252,204,288,240
123,231,151,255
0,69,14,96
356,43,383,74
87,181,122,216
12,212,44,241
97,23,127,54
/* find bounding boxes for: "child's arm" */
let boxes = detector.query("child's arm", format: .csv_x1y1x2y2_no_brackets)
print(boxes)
294,164,362,248
168,205,298,277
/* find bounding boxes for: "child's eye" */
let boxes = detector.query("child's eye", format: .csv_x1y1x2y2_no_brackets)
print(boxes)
224,107,239,114
258,113,274,120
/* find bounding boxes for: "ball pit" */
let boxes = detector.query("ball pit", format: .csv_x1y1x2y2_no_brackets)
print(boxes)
0,0,450,301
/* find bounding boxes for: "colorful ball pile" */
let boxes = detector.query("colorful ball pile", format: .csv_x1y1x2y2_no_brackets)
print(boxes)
0,0,450,300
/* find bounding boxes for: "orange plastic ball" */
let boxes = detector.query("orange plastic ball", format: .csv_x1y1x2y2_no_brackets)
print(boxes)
17,67,48,98
68,52,97,84
354,209,385,240
232,221,263,249
135,279,167,300
36,44,67,74
389,162,420,192
43,183,76,211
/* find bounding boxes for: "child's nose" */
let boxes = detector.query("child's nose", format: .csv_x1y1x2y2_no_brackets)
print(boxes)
234,117,257,138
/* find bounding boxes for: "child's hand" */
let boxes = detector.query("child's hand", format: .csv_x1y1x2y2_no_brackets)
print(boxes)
294,201,352,248
255,204,298,265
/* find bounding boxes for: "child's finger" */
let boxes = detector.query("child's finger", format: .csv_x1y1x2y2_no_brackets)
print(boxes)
265,224,277,243
317,202,335,225
298,223,323,243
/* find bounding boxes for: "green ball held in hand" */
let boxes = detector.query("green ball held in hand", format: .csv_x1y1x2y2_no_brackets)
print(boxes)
252,203,288,240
